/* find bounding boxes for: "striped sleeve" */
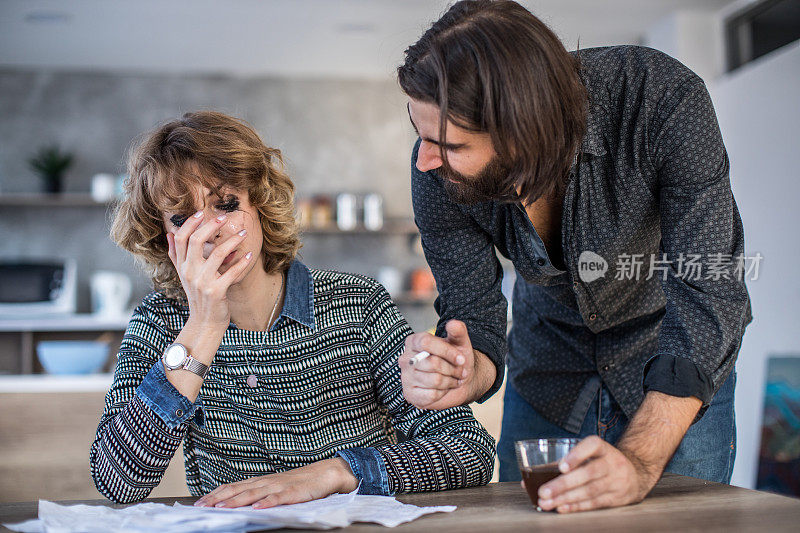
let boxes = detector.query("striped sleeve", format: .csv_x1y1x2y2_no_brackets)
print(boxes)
361,281,496,493
89,302,188,504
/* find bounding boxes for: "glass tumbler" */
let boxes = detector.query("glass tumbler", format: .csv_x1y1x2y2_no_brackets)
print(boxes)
515,438,580,511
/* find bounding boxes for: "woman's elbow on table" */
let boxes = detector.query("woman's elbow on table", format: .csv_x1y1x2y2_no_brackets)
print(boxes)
89,441,156,504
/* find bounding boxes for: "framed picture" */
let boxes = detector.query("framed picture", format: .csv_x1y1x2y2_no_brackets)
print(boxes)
756,356,800,496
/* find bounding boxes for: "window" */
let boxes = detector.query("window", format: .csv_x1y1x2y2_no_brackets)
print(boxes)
726,0,800,72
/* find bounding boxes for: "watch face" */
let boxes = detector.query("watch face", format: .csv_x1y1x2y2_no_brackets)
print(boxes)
164,344,186,368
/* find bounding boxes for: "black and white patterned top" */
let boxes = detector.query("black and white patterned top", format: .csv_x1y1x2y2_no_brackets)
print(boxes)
411,45,752,432
90,260,495,504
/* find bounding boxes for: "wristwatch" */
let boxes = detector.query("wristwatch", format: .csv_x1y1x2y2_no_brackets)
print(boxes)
161,342,209,379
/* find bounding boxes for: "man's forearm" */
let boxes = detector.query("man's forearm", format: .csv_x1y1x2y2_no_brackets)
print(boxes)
616,391,702,485
468,349,497,403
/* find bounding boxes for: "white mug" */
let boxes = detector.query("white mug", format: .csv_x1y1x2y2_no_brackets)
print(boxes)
91,173,117,202
377,267,402,296
91,271,132,318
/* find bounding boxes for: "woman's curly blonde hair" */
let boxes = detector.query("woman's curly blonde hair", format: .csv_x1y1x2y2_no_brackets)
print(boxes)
111,111,301,300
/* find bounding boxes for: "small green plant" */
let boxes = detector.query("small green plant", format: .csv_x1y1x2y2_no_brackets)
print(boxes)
28,145,74,193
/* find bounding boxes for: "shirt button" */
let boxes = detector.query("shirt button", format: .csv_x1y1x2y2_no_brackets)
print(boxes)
573,281,579,288
536,258,546,266
175,409,184,418
589,313,597,321
602,365,610,372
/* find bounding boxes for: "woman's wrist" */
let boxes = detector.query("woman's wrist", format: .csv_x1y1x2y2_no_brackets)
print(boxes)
326,457,359,494
184,314,229,335
176,318,227,365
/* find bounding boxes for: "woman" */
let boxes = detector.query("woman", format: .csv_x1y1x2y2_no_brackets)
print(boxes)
90,111,494,507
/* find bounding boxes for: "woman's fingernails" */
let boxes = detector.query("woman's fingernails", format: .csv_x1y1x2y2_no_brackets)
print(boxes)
193,211,203,218
214,502,227,508
245,252,253,260
217,214,227,222
456,355,465,365
238,229,247,236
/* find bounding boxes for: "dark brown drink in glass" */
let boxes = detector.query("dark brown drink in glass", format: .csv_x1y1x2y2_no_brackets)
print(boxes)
521,462,561,510
516,438,578,511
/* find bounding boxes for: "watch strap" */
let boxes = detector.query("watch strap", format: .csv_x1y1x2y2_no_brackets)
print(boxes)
183,356,209,379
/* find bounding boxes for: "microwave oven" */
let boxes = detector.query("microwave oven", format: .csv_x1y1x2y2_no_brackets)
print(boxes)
0,260,77,317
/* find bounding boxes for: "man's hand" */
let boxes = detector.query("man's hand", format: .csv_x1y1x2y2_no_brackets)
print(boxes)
532,391,702,513
532,436,657,513
193,458,359,509
399,320,496,410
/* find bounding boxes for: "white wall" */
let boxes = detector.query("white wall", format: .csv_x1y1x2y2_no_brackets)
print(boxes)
0,0,737,78
708,42,800,488
644,10,724,82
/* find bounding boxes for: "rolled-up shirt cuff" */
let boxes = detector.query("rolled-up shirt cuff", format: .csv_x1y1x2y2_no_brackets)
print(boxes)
335,447,391,496
136,361,205,429
642,354,713,423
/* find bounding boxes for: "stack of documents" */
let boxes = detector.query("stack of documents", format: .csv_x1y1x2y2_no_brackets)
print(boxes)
5,490,456,532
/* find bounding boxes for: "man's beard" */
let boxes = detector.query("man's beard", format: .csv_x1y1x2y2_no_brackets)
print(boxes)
437,156,514,205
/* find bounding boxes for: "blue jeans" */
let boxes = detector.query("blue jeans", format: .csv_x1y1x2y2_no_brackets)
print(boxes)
497,372,737,483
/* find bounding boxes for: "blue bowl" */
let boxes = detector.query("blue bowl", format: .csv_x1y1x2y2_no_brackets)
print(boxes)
36,341,110,375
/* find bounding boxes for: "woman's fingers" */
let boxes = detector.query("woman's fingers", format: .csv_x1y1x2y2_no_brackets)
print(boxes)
216,251,253,288
215,486,311,509
203,229,248,275
172,211,204,264
215,486,272,508
196,461,345,510
196,478,305,509
166,232,177,268
185,214,230,263
195,478,261,507
253,488,314,509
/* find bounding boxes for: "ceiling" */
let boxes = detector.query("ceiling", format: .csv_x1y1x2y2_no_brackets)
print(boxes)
0,0,742,78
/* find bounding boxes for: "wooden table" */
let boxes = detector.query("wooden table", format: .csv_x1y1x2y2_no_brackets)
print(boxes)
2,474,799,532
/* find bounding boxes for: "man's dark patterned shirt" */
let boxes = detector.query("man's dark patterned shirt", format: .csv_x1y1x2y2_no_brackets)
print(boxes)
411,45,752,432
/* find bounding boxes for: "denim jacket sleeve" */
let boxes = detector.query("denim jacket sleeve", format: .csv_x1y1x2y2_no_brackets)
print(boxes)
335,448,390,495
137,361,205,429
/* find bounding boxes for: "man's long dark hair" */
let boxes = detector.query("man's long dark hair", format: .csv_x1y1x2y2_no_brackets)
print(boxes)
398,0,588,205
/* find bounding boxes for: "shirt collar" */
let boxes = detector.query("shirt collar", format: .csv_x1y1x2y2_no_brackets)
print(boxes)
275,259,315,330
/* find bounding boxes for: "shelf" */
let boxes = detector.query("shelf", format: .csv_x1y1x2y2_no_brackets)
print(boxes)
299,218,419,236
0,193,116,207
0,373,113,393
0,314,131,332
0,197,420,235
392,293,436,306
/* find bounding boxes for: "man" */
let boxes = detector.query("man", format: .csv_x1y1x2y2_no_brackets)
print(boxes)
396,0,751,513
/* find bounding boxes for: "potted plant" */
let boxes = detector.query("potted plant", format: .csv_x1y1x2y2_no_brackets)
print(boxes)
28,145,74,193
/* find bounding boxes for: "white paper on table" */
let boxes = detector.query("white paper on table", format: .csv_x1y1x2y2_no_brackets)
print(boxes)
3,489,456,532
